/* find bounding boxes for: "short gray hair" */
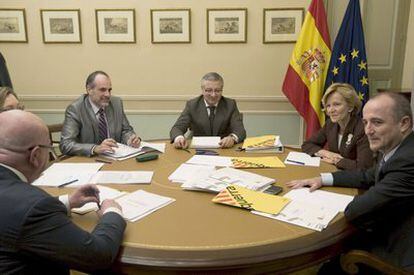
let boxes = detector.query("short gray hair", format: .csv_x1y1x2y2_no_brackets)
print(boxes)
373,92,413,127
201,72,224,88
85,71,109,89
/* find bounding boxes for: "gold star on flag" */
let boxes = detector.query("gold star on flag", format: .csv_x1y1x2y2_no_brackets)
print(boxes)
358,60,367,71
332,66,339,75
339,54,347,64
351,49,359,59
358,92,364,101
360,76,368,86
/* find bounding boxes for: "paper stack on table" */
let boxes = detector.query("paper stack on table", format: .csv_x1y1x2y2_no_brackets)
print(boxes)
284,151,320,167
168,163,216,184
242,135,284,153
186,155,286,168
190,136,221,149
253,188,354,231
102,142,165,161
181,167,275,193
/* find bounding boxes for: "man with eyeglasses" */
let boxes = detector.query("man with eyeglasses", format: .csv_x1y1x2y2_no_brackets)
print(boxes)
60,70,141,156
0,110,126,274
170,72,246,149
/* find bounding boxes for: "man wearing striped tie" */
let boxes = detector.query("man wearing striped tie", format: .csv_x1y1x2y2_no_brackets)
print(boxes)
60,71,141,156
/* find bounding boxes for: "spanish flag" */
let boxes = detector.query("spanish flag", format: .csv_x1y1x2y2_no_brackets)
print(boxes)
282,0,331,139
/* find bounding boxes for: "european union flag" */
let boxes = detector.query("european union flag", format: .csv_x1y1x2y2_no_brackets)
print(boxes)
324,0,369,108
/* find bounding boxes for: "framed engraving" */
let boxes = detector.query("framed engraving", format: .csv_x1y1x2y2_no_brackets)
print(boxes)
151,9,191,43
0,9,27,43
96,9,136,43
207,8,247,43
40,9,81,43
263,8,304,43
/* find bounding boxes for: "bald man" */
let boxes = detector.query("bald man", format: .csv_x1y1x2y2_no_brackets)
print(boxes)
0,110,126,274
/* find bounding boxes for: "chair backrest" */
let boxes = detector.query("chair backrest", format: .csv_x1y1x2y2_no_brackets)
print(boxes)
47,123,63,160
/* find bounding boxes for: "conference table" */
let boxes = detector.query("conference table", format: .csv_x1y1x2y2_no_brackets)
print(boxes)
44,142,359,274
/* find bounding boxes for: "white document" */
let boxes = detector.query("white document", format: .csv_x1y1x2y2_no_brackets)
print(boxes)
102,143,142,161
190,136,221,149
72,185,127,214
89,171,153,184
115,190,175,222
182,167,274,193
186,155,233,167
32,163,104,187
168,164,216,183
284,188,354,212
139,141,166,153
284,151,321,167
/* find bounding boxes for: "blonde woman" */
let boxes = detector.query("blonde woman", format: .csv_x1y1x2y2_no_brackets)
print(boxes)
0,87,23,112
302,83,373,170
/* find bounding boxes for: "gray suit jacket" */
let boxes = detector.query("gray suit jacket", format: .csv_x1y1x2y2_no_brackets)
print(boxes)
60,95,136,156
170,95,246,142
0,165,126,274
333,132,414,270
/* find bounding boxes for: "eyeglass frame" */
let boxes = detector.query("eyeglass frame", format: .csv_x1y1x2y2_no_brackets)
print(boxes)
202,88,223,95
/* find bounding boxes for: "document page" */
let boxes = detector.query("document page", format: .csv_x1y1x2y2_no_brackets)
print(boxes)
89,171,153,184
186,155,233,167
168,163,216,183
190,136,221,149
284,151,320,167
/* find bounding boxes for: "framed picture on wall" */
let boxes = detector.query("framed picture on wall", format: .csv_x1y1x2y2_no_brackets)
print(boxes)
0,9,28,43
40,9,81,43
95,9,136,43
263,8,304,43
150,9,191,43
207,8,247,43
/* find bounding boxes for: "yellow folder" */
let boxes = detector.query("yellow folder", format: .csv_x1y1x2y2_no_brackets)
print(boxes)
212,185,290,214
242,135,278,149
231,156,286,168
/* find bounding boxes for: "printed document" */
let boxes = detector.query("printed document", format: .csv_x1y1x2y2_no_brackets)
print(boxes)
88,171,153,184
102,142,165,161
284,151,320,167
168,163,216,184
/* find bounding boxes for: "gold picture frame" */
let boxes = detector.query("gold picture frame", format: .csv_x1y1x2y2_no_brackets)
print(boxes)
263,8,304,43
0,9,28,43
150,9,191,44
95,9,136,43
40,9,81,43
207,8,247,43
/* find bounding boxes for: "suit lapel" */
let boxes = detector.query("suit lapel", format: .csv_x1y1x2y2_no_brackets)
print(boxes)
85,97,100,141
213,99,225,136
106,103,115,139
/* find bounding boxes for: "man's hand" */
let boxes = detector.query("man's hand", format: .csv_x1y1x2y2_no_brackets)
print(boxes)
285,177,323,192
128,135,141,148
69,184,100,209
97,199,122,218
93,138,118,154
173,136,188,149
219,136,235,148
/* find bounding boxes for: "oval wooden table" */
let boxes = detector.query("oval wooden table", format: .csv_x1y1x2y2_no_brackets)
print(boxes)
45,143,358,274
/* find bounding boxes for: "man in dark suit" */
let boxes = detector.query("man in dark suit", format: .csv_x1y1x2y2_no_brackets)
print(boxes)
0,110,126,274
170,72,246,149
60,71,141,156
287,92,414,271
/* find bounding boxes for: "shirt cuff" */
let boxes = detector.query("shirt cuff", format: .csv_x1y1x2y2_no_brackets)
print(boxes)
103,207,123,217
321,173,334,186
230,133,239,143
58,194,71,216
91,145,97,156
174,135,185,143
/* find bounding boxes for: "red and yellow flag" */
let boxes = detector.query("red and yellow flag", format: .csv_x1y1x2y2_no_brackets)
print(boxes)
282,0,331,139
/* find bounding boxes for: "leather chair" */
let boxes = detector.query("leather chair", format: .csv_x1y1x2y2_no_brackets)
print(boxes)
47,123,63,160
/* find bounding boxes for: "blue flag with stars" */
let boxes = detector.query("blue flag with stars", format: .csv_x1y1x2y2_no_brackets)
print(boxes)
324,0,369,108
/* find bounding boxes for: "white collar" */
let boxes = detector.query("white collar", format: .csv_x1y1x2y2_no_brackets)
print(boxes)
0,163,28,183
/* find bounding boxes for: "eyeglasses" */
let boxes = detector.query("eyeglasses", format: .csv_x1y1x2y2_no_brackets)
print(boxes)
0,103,25,113
203,89,223,95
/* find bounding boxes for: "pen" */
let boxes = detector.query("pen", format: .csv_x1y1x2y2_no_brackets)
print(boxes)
95,158,112,164
286,159,305,165
182,148,191,154
58,179,79,188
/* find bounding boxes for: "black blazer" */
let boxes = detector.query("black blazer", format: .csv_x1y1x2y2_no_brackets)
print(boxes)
0,52,12,88
333,132,414,270
0,166,126,274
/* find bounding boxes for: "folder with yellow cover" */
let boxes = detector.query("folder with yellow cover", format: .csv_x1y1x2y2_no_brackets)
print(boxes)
241,135,284,153
212,185,290,214
231,156,286,168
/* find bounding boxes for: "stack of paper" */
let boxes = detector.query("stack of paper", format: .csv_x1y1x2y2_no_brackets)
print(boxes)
186,155,286,168
190,136,221,149
242,135,284,153
88,171,153,185
72,185,127,214
253,188,354,231
32,163,104,187
115,190,175,222
284,151,320,167
168,164,216,184
102,142,165,161
181,167,275,192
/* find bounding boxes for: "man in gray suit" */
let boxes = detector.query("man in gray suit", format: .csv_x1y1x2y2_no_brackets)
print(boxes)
0,110,126,274
170,72,246,149
60,71,141,156
287,92,414,271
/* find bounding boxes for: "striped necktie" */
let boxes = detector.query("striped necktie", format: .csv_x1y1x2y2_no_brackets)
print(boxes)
98,108,108,143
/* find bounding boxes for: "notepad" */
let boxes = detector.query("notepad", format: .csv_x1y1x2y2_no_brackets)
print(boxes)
190,136,221,149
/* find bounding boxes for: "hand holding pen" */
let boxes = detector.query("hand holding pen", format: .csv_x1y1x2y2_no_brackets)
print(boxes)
68,184,100,209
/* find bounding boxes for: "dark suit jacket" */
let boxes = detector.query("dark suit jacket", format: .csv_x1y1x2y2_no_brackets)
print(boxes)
0,165,126,274
332,132,414,270
0,52,13,88
170,95,246,142
60,94,136,156
302,115,374,170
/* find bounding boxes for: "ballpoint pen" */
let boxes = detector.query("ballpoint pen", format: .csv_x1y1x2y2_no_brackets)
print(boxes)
286,159,305,165
182,148,191,154
58,179,79,188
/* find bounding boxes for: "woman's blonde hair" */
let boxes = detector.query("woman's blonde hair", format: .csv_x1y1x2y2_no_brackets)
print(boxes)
0,86,22,112
321,83,361,116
